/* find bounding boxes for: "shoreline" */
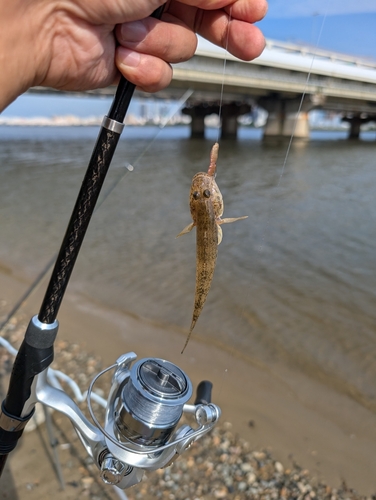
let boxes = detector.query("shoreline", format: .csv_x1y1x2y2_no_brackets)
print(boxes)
1,265,376,495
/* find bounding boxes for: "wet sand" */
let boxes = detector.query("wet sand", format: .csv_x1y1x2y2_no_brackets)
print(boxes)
1,265,376,496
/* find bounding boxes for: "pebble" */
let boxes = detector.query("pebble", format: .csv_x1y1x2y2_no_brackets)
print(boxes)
247,472,257,485
237,481,247,492
240,462,253,473
81,477,94,489
275,461,284,474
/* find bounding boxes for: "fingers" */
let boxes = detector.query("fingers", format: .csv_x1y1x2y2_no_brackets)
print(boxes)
169,0,268,25
115,0,267,91
198,11,266,60
115,47,173,92
74,0,165,24
115,14,198,92
116,15,198,64
223,0,268,24
167,0,267,60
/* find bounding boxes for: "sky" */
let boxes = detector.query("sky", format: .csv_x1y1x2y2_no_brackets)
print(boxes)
260,0,376,59
264,0,376,18
2,0,376,118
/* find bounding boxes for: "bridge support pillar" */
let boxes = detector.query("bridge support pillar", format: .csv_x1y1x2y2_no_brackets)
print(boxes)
349,117,361,139
342,113,376,140
221,115,238,138
191,114,206,138
182,104,217,138
182,102,251,139
259,96,310,140
221,103,251,139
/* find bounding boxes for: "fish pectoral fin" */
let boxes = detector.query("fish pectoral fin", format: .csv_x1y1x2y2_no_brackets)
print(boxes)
217,225,223,245
219,216,248,224
176,222,195,238
216,217,247,244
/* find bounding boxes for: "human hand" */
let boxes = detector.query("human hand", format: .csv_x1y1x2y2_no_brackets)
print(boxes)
115,0,267,93
0,0,267,111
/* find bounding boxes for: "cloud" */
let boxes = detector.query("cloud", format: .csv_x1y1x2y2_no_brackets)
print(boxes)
267,0,376,18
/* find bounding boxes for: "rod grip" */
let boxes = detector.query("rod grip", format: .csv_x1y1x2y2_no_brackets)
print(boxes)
0,316,57,455
3,340,53,417
0,340,52,455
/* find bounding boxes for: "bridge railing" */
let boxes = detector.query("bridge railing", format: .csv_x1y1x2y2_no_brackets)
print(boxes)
264,39,376,70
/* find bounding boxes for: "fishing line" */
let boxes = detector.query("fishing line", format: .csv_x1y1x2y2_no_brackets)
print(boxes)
96,88,193,205
277,11,328,185
217,11,329,404
212,6,239,403
257,10,328,258
216,7,233,146
122,88,194,170
0,89,193,337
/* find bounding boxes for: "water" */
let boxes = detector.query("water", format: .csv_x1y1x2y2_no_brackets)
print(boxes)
1,125,376,412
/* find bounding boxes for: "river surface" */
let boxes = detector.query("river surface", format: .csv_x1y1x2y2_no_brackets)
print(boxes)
1,125,376,413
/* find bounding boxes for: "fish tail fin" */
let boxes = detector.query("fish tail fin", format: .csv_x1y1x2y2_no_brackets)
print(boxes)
180,335,190,354
181,321,196,354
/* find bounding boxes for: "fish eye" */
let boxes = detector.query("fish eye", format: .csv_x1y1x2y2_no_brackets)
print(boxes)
193,191,200,200
203,189,211,198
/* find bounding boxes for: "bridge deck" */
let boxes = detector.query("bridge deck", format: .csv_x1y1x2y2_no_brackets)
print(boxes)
29,38,376,114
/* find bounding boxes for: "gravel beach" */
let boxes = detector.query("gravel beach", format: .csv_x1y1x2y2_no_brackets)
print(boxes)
0,312,371,500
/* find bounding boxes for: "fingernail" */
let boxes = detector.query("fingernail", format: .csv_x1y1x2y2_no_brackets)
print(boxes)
120,21,148,43
117,47,140,68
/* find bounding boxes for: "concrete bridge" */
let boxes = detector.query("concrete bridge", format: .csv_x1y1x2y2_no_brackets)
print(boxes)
173,37,376,139
31,37,376,140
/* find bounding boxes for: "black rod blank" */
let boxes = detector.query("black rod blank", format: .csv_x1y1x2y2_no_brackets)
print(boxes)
38,5,164,324
38,127,120,323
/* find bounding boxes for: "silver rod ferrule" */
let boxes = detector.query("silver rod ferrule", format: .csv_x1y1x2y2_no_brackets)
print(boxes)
102,116,125,135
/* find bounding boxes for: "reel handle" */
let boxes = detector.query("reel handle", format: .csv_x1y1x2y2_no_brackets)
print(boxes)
194,380,213,405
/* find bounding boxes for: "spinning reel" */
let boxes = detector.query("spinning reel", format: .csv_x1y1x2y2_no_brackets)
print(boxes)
29,330,220,489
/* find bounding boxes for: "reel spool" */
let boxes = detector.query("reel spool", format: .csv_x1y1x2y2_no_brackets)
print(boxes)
115,358,192,447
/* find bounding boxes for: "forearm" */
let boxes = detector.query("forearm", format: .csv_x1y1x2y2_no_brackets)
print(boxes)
0,0,52,112
0,29,26,112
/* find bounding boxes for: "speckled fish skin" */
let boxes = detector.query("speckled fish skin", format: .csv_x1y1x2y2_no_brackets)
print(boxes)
177,143,247,353
189,172,218,345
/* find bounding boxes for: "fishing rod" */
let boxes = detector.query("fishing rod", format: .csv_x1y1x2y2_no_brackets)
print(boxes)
0,6,221,489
